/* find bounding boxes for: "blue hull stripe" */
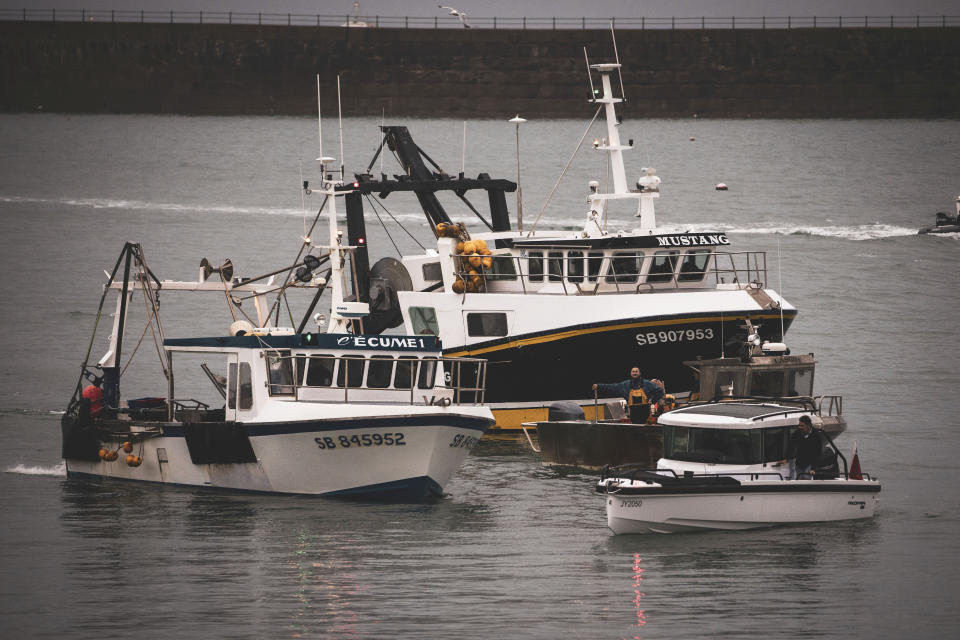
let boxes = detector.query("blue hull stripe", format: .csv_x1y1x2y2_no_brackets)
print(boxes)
160,413,493,437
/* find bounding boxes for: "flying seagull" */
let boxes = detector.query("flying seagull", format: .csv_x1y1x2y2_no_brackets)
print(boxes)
439,5,471,28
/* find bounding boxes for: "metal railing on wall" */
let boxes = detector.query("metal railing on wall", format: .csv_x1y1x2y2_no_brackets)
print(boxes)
1,9,958,29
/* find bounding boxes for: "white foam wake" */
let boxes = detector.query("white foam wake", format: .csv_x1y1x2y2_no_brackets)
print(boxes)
5,461,66,477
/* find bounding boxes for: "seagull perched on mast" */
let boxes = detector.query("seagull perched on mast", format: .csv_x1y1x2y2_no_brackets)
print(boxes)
439,5,471,28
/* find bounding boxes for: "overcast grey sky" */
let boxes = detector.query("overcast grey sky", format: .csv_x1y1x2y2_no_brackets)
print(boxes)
1,1,958,17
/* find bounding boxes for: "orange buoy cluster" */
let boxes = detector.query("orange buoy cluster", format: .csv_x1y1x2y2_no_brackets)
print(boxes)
436,222,493,294
98,442,142,467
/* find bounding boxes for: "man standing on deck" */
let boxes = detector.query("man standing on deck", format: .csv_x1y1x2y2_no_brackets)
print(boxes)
788,415,825,478
593,367,664,423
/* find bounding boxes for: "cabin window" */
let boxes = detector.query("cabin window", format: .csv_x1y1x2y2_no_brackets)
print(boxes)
664,425,762,465
587,252,604,282
367,356,394,389
266,351,295,396
567,251,585,283
238,363,253,410
295,356,306,386
528,251,544,282
409,306,440,336
228,362,237,409
487,256,518,282
787,369,813,397
336,355,366,388
547,251,563,282
751,370,785,397
677,250,711,282
605,252,642,283
466,312,508,337
306,355,335,387
418,357,438,389
762,427,791,463
715,370,739,398
647,250,679,283
394,356,419,389
422,262,442,282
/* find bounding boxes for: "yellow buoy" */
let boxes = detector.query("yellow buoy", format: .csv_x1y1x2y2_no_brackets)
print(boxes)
126,454,143,467
103,450,118,462
122,441,133,453
468,254,482,268
462,241,476,254
482,256,493,269
452,278,465,293
98,448,108,460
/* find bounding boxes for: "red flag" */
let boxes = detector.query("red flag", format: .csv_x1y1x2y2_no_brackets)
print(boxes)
849,444,863,480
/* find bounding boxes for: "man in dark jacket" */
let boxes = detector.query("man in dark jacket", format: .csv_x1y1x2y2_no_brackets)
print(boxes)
788,415,824,478
592,367,665,405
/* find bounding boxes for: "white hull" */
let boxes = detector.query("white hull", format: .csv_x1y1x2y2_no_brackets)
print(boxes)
604,480,881,534
66,408,491,499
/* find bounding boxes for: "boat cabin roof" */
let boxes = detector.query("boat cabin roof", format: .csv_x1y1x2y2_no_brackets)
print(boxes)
658,402,810,429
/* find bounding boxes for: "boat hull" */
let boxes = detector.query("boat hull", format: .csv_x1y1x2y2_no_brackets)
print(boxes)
603,479,881,534
64,411,493,501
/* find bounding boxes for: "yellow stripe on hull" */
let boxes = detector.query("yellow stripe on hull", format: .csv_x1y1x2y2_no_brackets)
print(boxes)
447,312,792,358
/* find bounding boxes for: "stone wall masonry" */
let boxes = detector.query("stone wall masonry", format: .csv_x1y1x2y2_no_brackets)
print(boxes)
2,21,957,117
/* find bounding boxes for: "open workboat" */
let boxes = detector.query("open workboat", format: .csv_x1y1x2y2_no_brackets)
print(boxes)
333,48,795,430
60,160,495,500
597,402,879,534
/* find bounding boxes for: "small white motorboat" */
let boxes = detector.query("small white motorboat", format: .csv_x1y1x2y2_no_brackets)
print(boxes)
60,159,495,500
597,402,880,534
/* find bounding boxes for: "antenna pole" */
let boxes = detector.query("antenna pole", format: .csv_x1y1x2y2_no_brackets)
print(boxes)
316,75,323,159
461,121,466,175
584,47,596,100
337,74,345,179
611,21,626,100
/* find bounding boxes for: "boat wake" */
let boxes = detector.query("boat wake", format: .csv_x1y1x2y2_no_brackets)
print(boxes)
5,461,66,477
0,194,305,218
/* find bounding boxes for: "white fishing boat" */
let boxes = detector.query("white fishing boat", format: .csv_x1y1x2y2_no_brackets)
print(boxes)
60,159,495,500
334,41,796,430
597,403,880,534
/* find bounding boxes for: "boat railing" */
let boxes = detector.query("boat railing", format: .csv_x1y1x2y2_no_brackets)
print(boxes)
814,394,843,417
267,352,488,406
451,249,768,295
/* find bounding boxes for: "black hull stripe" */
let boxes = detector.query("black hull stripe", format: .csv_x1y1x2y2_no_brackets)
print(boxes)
603,482,881,497
159,414,493,437
65,470,445,501
446,309,797,356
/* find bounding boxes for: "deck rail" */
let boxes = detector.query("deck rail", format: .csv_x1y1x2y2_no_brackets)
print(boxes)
3,9,958,30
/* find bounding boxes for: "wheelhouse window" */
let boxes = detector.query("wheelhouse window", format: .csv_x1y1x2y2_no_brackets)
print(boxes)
762,427,791,463
677,249,711,282
418,357,438,389
466,312,508,337
605,252,642,283
394,356,419,389
266,351,294,396
409,306,439,336
487,256,517,282
422,262,442,282
567,251,584,284
306,355,335,387
547,251,563,282
528,251,544,282
751,370,785,397
647,250,679,283
367,356,394,389
336,355,366,388
239,363,253,409
787,368,814,397
587,251,604,282
663,425,762,465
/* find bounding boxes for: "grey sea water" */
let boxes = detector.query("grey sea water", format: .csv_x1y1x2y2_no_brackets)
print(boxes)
1,113,959,638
